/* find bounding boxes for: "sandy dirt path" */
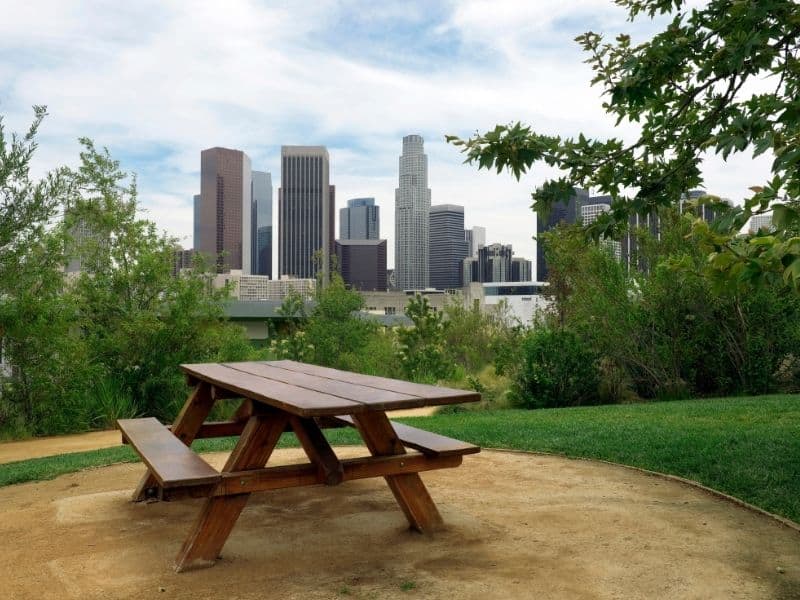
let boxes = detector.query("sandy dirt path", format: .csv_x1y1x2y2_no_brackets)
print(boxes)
2,447,799,599
0,408,436,464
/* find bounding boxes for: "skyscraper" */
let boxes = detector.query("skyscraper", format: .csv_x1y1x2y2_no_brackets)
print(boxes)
581,202,622,261
340,197,379,240
395,135,431,290
749,213,773,233
251,171,272,278
193,194,201,250
278,146,334,281
511,257,533,281
465,226,486,257
464,243,533,284
197,147,252,273
335,239,387,291
429,204,469,289
535,188,591,281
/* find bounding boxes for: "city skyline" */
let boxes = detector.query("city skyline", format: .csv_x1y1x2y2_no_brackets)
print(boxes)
3,2,772,274
188,138,534,282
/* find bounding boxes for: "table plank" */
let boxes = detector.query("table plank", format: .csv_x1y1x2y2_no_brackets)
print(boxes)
267,360,481,408
181,363,364,417
224,361,422,410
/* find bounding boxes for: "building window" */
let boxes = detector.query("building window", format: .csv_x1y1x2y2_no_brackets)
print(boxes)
384,307,396,315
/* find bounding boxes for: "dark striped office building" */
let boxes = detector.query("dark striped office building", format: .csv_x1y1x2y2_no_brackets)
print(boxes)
429,204,469,289
278,146,335,281
197,147,252,273
335,239,387,291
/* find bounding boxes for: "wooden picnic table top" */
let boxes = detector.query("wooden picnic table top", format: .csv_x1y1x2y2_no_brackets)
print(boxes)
180,360,481,417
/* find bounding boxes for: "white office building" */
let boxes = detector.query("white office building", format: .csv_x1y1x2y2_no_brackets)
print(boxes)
465,226,486,257
581,203,622,261
213,271,315,301
749,213,773,234
395,135,431,289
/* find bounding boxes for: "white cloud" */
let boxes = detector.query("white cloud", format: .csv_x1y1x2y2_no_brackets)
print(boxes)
1,0,773,276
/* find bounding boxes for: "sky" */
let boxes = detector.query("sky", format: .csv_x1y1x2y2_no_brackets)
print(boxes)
0,0,772,273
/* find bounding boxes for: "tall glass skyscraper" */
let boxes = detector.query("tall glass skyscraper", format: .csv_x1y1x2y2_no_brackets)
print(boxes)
340,197,379,240
395,135,431,290
193,194,201,250
197,147,252,273
251,171,272,277
278,146,334,281
429,204,469,289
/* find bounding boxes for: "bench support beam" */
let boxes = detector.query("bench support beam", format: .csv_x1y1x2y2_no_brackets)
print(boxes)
158,453,462,500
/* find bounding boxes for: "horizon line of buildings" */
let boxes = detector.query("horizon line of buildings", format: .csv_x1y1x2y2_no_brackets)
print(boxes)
184,136,535,299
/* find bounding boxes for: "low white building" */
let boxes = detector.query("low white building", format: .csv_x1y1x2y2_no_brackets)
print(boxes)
360,289,455,316
213,271,315,301
464,281,550,325
749,213,773,234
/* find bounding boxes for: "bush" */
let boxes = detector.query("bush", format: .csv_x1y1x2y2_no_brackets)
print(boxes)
398,295,454,383
85,376,140,430
513,328,600,409
773,354,800,394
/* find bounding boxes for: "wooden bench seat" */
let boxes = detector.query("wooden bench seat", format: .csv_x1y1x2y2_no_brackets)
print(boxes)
332,415,479,458
118,418,220,489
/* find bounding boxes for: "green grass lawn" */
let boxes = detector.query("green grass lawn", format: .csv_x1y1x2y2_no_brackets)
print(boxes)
1,394,798,523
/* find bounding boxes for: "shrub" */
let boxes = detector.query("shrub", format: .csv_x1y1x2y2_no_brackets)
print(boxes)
773,354,800,394
513,328,600,409
398,295,454,383
86,376,140,430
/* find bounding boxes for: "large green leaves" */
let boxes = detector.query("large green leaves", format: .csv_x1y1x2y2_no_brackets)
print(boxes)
448,0,800,291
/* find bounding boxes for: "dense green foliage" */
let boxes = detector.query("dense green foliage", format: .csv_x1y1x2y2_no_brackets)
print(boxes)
269,286,519,401
270,274,400,377
398,295,454,382
512,212,800,408
0,113,256,437
448,0,800,291
3,394,798,524
515,328,600,409
267,276,512,393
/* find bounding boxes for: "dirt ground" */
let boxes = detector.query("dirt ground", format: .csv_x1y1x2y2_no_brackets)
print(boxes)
2,446,799,600
0,408,436,464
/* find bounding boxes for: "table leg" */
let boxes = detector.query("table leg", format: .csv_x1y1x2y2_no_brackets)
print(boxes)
174,408,289,572
352,412,444,533
290,416,343,486
132,381,216,502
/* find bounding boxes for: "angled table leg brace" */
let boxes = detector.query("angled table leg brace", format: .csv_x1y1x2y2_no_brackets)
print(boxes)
353,412,444,532
175,406,289,571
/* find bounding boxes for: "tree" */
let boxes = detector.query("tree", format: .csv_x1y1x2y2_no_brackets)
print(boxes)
1,122,254,434
0,107,80,433
305,273,375,370
541,209,800,398
398,295,454,382
64,140,251,420
448,1,800,290
0,107,68,289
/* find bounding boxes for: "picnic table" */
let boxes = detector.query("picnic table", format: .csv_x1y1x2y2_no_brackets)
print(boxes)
117,360,481,572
